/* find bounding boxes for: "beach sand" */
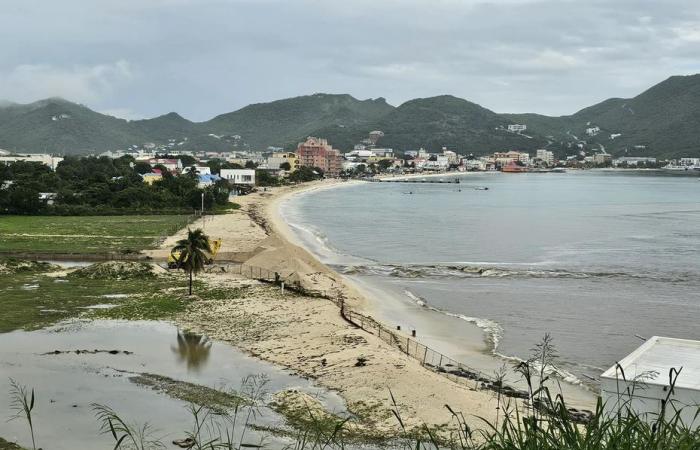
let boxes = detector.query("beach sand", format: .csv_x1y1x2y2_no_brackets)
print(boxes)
163,178,594,434
158,180,508,433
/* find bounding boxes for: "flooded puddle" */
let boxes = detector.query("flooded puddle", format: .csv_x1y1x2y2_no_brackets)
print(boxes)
0,320,347,449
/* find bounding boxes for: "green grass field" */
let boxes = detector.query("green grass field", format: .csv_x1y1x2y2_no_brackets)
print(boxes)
0,215,192,254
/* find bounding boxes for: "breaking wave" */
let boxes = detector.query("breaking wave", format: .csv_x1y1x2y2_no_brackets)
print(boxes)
402,288,588,388
342,263,688,283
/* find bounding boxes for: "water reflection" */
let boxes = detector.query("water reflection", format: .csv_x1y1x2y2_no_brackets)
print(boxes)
171,330,212,371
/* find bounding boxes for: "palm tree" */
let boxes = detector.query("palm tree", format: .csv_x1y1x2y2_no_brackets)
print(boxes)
170,228,212,295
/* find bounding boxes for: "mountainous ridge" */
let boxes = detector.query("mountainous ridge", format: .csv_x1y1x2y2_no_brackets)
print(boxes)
1,75,699,158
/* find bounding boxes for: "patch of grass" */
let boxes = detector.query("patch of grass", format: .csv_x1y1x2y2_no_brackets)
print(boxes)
91,293,189,321
0,215,192,254
0,437,25,450
0,268,187,333
130,373,248,414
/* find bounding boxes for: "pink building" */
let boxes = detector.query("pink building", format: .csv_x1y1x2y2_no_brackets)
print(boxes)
295,137,343,177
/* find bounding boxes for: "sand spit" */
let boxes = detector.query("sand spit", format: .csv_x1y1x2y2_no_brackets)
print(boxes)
148,180,504,432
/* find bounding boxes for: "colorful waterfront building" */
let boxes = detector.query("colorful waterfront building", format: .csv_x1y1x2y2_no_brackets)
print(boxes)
295,137,343,177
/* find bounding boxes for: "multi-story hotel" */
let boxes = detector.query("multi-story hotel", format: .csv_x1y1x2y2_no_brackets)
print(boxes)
295,137,343,177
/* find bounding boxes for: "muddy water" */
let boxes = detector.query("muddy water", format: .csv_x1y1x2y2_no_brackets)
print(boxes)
0,320,347,449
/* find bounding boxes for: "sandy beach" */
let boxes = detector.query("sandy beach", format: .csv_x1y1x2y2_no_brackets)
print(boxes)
152,179,510,434
163,177,595,434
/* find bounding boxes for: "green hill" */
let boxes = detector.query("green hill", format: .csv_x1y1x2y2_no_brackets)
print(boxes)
505,74,700,158
1,74,700,157
206,93,394,150
312,95,548,153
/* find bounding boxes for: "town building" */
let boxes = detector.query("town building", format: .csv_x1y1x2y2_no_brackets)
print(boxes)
494,151,530,166
536,149,555,166
612,157,657,167
141,173,163,185
295,137,343,177
197,174,221,188
507,124,527,133
183,165,211,175
0,153,64,170
680,158,700,166
266,152,298,171
220,169,255,185
147,158,183,173
593,153,612,165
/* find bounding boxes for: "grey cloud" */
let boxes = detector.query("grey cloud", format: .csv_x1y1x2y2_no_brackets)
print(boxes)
0,0,699,120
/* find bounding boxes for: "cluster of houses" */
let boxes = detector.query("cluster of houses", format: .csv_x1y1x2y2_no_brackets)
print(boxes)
1,135,694,186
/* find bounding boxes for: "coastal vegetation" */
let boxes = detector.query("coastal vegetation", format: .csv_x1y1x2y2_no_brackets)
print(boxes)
0,156,233,215
170,228,213,295
0,215,192,254
5,366,700,449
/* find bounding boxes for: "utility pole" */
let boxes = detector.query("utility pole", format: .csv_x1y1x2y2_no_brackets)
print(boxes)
201,192,205,229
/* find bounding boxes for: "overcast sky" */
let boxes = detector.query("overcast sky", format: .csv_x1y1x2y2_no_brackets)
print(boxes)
1,0,699,121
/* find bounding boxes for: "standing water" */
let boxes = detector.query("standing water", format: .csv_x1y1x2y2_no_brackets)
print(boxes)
0,320,346,450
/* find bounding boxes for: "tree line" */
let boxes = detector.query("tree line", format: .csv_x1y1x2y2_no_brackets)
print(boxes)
0,156,233,215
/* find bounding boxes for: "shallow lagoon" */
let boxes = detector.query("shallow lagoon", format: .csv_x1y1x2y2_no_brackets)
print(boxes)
0,320,347,450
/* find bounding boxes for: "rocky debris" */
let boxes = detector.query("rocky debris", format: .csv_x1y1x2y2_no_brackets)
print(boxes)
43,349,133,355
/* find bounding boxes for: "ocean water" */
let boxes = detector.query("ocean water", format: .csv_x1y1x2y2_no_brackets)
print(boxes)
281,171,700,387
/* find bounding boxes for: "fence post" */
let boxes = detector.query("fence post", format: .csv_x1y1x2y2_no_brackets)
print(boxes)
406,337,410,355
422,347,428,366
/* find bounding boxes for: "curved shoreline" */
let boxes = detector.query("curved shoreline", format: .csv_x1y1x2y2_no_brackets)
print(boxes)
267,178,597,409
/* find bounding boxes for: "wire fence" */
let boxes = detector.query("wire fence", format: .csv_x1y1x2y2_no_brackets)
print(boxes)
219,262,523,396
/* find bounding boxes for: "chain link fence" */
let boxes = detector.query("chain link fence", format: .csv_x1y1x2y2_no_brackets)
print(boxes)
221,262,516,394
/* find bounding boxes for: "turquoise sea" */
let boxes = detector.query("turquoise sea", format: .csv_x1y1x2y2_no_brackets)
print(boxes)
281,171,700,386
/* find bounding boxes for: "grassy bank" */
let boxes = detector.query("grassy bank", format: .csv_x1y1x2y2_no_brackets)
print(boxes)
0,260,192,332
0,215,192,254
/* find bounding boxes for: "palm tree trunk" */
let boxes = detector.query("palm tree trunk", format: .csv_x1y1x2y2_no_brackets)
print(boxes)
189,269,193,295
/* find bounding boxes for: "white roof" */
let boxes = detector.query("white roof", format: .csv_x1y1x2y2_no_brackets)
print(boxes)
601,336,700,390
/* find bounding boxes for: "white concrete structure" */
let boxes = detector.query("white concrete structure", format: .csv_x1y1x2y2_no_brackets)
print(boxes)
536,149,555,165
183,165,211,175
601,336,700,429
680,158,700,166
586,126,601,136
507,124,527,133
220,169,255,185
0,153,64,170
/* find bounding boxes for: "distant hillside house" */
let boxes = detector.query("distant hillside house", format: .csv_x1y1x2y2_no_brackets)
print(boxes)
295,137,343,177
507,124,527,133
586,126,601,136
220,169,255,185
0,153,64,170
